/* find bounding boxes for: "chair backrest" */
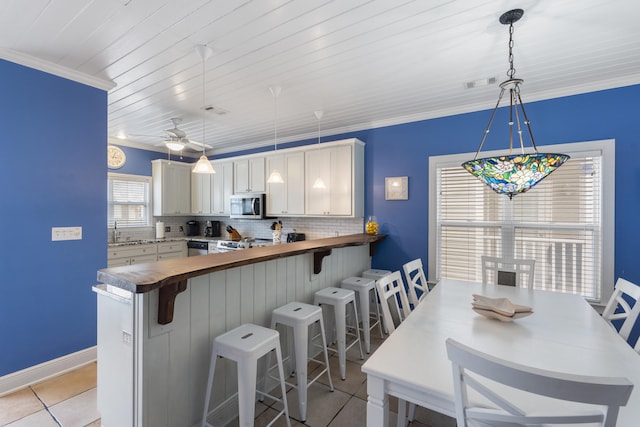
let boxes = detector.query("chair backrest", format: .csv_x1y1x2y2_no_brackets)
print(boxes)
402,258,429,308
601,277,640,341
445,338,633,427
375,271,411,334
481,255,535,289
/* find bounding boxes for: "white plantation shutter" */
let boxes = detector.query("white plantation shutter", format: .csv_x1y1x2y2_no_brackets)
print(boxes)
108,173,151,228
430,140,614,303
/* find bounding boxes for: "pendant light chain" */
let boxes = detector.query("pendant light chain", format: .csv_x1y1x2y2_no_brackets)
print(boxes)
507,21,516,79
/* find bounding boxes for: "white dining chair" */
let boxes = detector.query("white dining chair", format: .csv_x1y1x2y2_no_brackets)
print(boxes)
402,258,429,309
446,338,633,427
481,255,535,289
601,277,640,342
375,271,414,426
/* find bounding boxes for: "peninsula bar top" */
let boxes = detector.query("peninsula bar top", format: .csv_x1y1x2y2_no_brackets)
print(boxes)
97,233,386,294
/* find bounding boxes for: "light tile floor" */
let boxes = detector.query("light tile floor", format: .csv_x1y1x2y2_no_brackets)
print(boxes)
0,335,455,427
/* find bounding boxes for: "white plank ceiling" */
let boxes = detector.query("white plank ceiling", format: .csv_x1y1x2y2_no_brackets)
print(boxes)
2,0,639,155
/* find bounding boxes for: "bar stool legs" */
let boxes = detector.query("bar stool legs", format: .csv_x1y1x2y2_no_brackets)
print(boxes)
314,287,364,380
201,323,291,427
341,276,383,353
271,302,334,422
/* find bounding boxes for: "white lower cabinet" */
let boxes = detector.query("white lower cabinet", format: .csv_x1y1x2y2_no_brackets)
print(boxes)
157,241,187,260
266,152,304,216
107,241,187,267
107,244,158,268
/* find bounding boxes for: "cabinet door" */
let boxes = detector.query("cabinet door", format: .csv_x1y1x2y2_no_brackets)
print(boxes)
267,152,304,216
153,160,192,215
212,161,233,215
234,157,265,193
305,149,332,215
191,171,213,215
305,146,352,216
234,159,249,193
329,145,353,215
266,155,286,215
249,157,265,193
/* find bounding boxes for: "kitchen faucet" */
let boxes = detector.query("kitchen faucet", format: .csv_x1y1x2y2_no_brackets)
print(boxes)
112,220,120,243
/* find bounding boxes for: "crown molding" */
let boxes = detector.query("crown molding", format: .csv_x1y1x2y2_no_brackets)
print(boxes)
0,48,115,91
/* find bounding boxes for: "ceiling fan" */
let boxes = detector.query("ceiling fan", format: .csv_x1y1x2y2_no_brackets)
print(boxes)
156,118,212,152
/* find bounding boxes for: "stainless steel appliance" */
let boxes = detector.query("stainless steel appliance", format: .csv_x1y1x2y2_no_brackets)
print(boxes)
229,193,266,219
216,239,272,252
205,220,220,237
187,240,208,256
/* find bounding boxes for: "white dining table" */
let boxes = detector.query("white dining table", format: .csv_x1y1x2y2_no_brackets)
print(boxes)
361,278,640,427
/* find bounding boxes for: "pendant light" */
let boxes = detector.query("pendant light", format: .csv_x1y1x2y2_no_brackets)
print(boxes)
192,44,216,174
266,85,284,184
311,110,327,189
461,9,568,199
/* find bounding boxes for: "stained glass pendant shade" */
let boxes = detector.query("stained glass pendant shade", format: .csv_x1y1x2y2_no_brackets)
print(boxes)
462,9,568,199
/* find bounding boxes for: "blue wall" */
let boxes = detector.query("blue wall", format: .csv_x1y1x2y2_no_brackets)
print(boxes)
1,59,107,376
2,53,639,377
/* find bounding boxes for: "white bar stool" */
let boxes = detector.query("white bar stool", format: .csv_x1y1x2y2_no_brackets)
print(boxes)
362,269,392,333
313,287,364,380
270,302,334,422
362,268,392,281
201,323,291,427
341,277,384,353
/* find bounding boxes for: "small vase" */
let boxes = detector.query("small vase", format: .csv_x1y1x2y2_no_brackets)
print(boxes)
272,230,282,244
365,216,379,235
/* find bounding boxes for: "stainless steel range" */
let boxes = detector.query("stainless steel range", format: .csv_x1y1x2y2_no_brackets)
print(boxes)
216,239,272,252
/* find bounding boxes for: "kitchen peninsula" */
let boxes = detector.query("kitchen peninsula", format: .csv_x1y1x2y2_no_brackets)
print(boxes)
94,233,385,427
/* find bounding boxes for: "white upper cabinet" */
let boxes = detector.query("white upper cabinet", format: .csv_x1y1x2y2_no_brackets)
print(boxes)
234,157,265,193
191,165,213,215
266,151,305,216
152,160,192,216
305,140,364,217
211,160,234,215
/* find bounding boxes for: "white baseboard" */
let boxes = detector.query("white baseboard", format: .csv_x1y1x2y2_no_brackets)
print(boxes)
0,346,97,396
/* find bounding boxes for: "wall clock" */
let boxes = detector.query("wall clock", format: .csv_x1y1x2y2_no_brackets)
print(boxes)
108,145,126,169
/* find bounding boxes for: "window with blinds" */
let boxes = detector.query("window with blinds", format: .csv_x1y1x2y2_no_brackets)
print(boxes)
429,140,614,303
108,173,151,228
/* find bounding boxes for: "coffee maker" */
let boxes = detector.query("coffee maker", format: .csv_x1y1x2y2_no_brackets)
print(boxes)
205,220,221,237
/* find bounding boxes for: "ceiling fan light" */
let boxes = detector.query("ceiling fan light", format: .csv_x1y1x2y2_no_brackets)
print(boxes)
193,155,216,174
165,141,185,151
267,169,284,184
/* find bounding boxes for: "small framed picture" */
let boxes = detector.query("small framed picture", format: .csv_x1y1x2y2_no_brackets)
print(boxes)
385,176,408,200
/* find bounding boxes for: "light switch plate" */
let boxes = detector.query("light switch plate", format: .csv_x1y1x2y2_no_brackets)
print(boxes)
52,226,82,241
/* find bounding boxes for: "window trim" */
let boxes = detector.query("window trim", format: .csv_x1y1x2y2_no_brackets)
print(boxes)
108,172,153,228
428,139,615,305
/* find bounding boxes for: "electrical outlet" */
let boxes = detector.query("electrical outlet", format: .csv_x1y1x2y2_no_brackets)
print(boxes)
52,226,82,241
165,226,170,232
122,331,132,345
179,226,184,232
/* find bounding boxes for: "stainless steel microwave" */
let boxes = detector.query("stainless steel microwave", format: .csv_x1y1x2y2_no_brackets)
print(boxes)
229,193,266,219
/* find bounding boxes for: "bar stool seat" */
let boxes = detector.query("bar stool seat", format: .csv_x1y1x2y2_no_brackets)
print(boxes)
201,323,291,427
341,276,384,353
313,287,364,380
271,302,334,422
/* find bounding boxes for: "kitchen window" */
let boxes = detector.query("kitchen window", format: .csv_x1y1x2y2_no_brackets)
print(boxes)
428,140,614,304
108,173,152,228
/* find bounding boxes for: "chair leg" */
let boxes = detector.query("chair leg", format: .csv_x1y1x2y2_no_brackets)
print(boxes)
274,345,292,427
201,349,218,427
292,321,309,421
236,357,258,427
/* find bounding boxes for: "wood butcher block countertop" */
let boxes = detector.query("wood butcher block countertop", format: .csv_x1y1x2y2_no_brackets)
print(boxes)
98,233,386,294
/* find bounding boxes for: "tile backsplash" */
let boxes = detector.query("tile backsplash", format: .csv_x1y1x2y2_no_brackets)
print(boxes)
109,216,364,242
